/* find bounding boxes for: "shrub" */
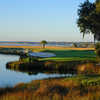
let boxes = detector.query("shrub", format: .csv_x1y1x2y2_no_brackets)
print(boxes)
95,42,100,58
77,63,95,74
96,48,100,57
88,44,95,48
95,42,100,50
72,43,78,48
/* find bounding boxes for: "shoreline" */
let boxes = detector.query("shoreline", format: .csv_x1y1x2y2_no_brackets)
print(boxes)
1,75,100,100
0,45,95,50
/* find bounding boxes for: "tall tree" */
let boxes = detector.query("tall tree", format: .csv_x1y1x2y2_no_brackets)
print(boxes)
77,0,100,42
40,40,47,48
96,0,100,12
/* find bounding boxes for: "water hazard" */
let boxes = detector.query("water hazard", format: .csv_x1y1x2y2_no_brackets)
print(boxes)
0,54,73,87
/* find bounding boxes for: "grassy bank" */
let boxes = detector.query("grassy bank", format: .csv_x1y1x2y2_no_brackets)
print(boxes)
1,75,100,100
6,49,97,74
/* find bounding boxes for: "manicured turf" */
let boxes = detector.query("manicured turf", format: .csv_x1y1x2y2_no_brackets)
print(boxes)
40,50,96,61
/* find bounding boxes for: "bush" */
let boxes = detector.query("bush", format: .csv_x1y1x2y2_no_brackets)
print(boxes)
88,44,95,48
77,63,95,74
95,42,100,57
95,42,100,50
72,43,78,48
96,48,100,57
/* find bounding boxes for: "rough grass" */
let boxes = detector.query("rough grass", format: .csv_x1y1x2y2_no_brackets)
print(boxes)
1,75,100,100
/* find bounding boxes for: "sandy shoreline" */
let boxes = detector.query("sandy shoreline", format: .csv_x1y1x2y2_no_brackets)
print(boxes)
0,45,95,50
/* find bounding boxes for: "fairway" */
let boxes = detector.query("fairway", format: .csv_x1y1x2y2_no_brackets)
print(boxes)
40,50,96,61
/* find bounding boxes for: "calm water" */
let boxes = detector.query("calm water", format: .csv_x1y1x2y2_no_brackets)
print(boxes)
0,42,73,47
0,54,72,87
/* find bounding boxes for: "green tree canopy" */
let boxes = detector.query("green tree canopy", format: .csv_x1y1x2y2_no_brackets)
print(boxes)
96,0,100,12
40,40,47,48
77,0,100,41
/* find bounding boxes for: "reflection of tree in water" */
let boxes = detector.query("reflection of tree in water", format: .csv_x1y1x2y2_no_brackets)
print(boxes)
6,56,76,76
6,66,75,76
6,67,43,75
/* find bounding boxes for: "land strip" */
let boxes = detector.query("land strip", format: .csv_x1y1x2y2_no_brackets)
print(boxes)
0,45,95,50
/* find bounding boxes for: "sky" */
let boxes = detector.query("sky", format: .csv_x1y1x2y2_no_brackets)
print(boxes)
0,0,95,42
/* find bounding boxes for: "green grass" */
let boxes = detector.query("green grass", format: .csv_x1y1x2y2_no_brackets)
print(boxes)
39,50,96,61
64,74,100,86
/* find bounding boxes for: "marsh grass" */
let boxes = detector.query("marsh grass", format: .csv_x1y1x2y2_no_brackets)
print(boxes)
1,75,100,100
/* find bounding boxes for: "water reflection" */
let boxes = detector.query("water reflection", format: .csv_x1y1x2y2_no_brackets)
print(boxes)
6,55,76,75
0,54,74,87
6,66,75,76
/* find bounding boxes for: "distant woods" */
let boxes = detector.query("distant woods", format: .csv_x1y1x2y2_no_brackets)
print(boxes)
77,0,100,42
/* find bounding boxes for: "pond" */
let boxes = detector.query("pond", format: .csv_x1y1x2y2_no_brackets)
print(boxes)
0,54,73,87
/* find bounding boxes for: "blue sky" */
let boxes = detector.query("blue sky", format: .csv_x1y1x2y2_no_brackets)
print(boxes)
0,0,94,42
